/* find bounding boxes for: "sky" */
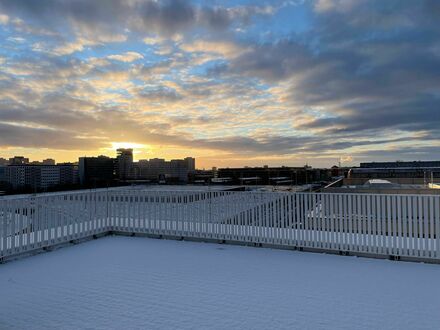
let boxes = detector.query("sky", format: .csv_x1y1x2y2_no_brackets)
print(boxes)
0,0,439,169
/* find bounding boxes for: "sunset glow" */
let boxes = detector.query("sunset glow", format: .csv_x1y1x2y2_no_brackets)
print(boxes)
1,0,439,167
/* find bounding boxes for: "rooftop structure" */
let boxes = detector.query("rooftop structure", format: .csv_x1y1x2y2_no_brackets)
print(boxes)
326,176,440,194
217,166,332,186
361,160,440,168
349,167,440,180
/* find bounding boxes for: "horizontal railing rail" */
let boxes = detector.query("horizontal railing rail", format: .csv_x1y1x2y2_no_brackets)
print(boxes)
1,189,439,262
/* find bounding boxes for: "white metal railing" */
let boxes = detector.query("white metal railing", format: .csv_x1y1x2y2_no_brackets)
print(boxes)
1,190,440,261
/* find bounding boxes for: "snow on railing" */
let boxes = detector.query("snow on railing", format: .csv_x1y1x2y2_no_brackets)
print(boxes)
1,190,440,262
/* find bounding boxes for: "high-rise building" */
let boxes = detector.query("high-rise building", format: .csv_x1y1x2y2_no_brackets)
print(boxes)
116,149,133,180
0,165,7,183
42,158,56,165
169,159,189,181
4,164,77,190
5,165,28,189
39,166,60,189
0,151,195,189
79,156,115,186
133,157,195,182
148,158,166,179
58,163,78,185
184,157,196,172
137,159,151,178
9,156,29,165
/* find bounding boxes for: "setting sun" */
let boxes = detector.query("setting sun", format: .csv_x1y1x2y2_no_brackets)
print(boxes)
110,142,150,151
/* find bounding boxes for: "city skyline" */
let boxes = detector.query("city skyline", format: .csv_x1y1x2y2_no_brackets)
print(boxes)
1,1,440,168
1,150,199,165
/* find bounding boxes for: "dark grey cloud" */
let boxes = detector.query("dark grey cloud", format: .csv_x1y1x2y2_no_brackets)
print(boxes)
354,145,440,163
0,0,195,37
0,122,102,150
199,7,232,30
228,40,311,81
222,0,440,148
0,0,275,37
184,134,418,156
299,96,440,134
198,5,275,30
138,0,196,35
0,0,129,37
138,87,183,103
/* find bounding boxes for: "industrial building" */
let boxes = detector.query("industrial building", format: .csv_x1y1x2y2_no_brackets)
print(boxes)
348,167,440,182
360,160,440,168
216,166,336,186
326,160,440,194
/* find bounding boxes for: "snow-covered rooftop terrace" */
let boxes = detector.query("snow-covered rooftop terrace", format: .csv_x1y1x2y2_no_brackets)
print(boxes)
1,236,439,330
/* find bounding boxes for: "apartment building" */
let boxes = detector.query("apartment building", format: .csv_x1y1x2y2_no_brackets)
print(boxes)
4,164,78,190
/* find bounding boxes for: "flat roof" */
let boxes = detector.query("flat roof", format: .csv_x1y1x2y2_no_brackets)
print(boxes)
132,184,241,191
1,236,439,329
0,185,242,199
352,167,440,171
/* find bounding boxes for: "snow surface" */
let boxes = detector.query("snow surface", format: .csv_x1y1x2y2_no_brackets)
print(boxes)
1,236,440,330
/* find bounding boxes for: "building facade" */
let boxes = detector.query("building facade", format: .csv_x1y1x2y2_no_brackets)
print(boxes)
4,164,78,191
115,149,133,180
79,156,115,186
9,156,29,165
133,157,195,182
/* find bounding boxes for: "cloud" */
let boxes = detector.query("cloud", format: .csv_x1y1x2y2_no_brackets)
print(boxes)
0,0,279,40
0,13,9,24
314,0,362,13
227,40,310,81
108,52,144,63
199,7,232,30
0,122,103,150
143,36,160,45
52,40,87,56
1,0,439,166
197,4,277,30
137,87,183,103
137,0,196,36
181,40,248,59
223,2,440,143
